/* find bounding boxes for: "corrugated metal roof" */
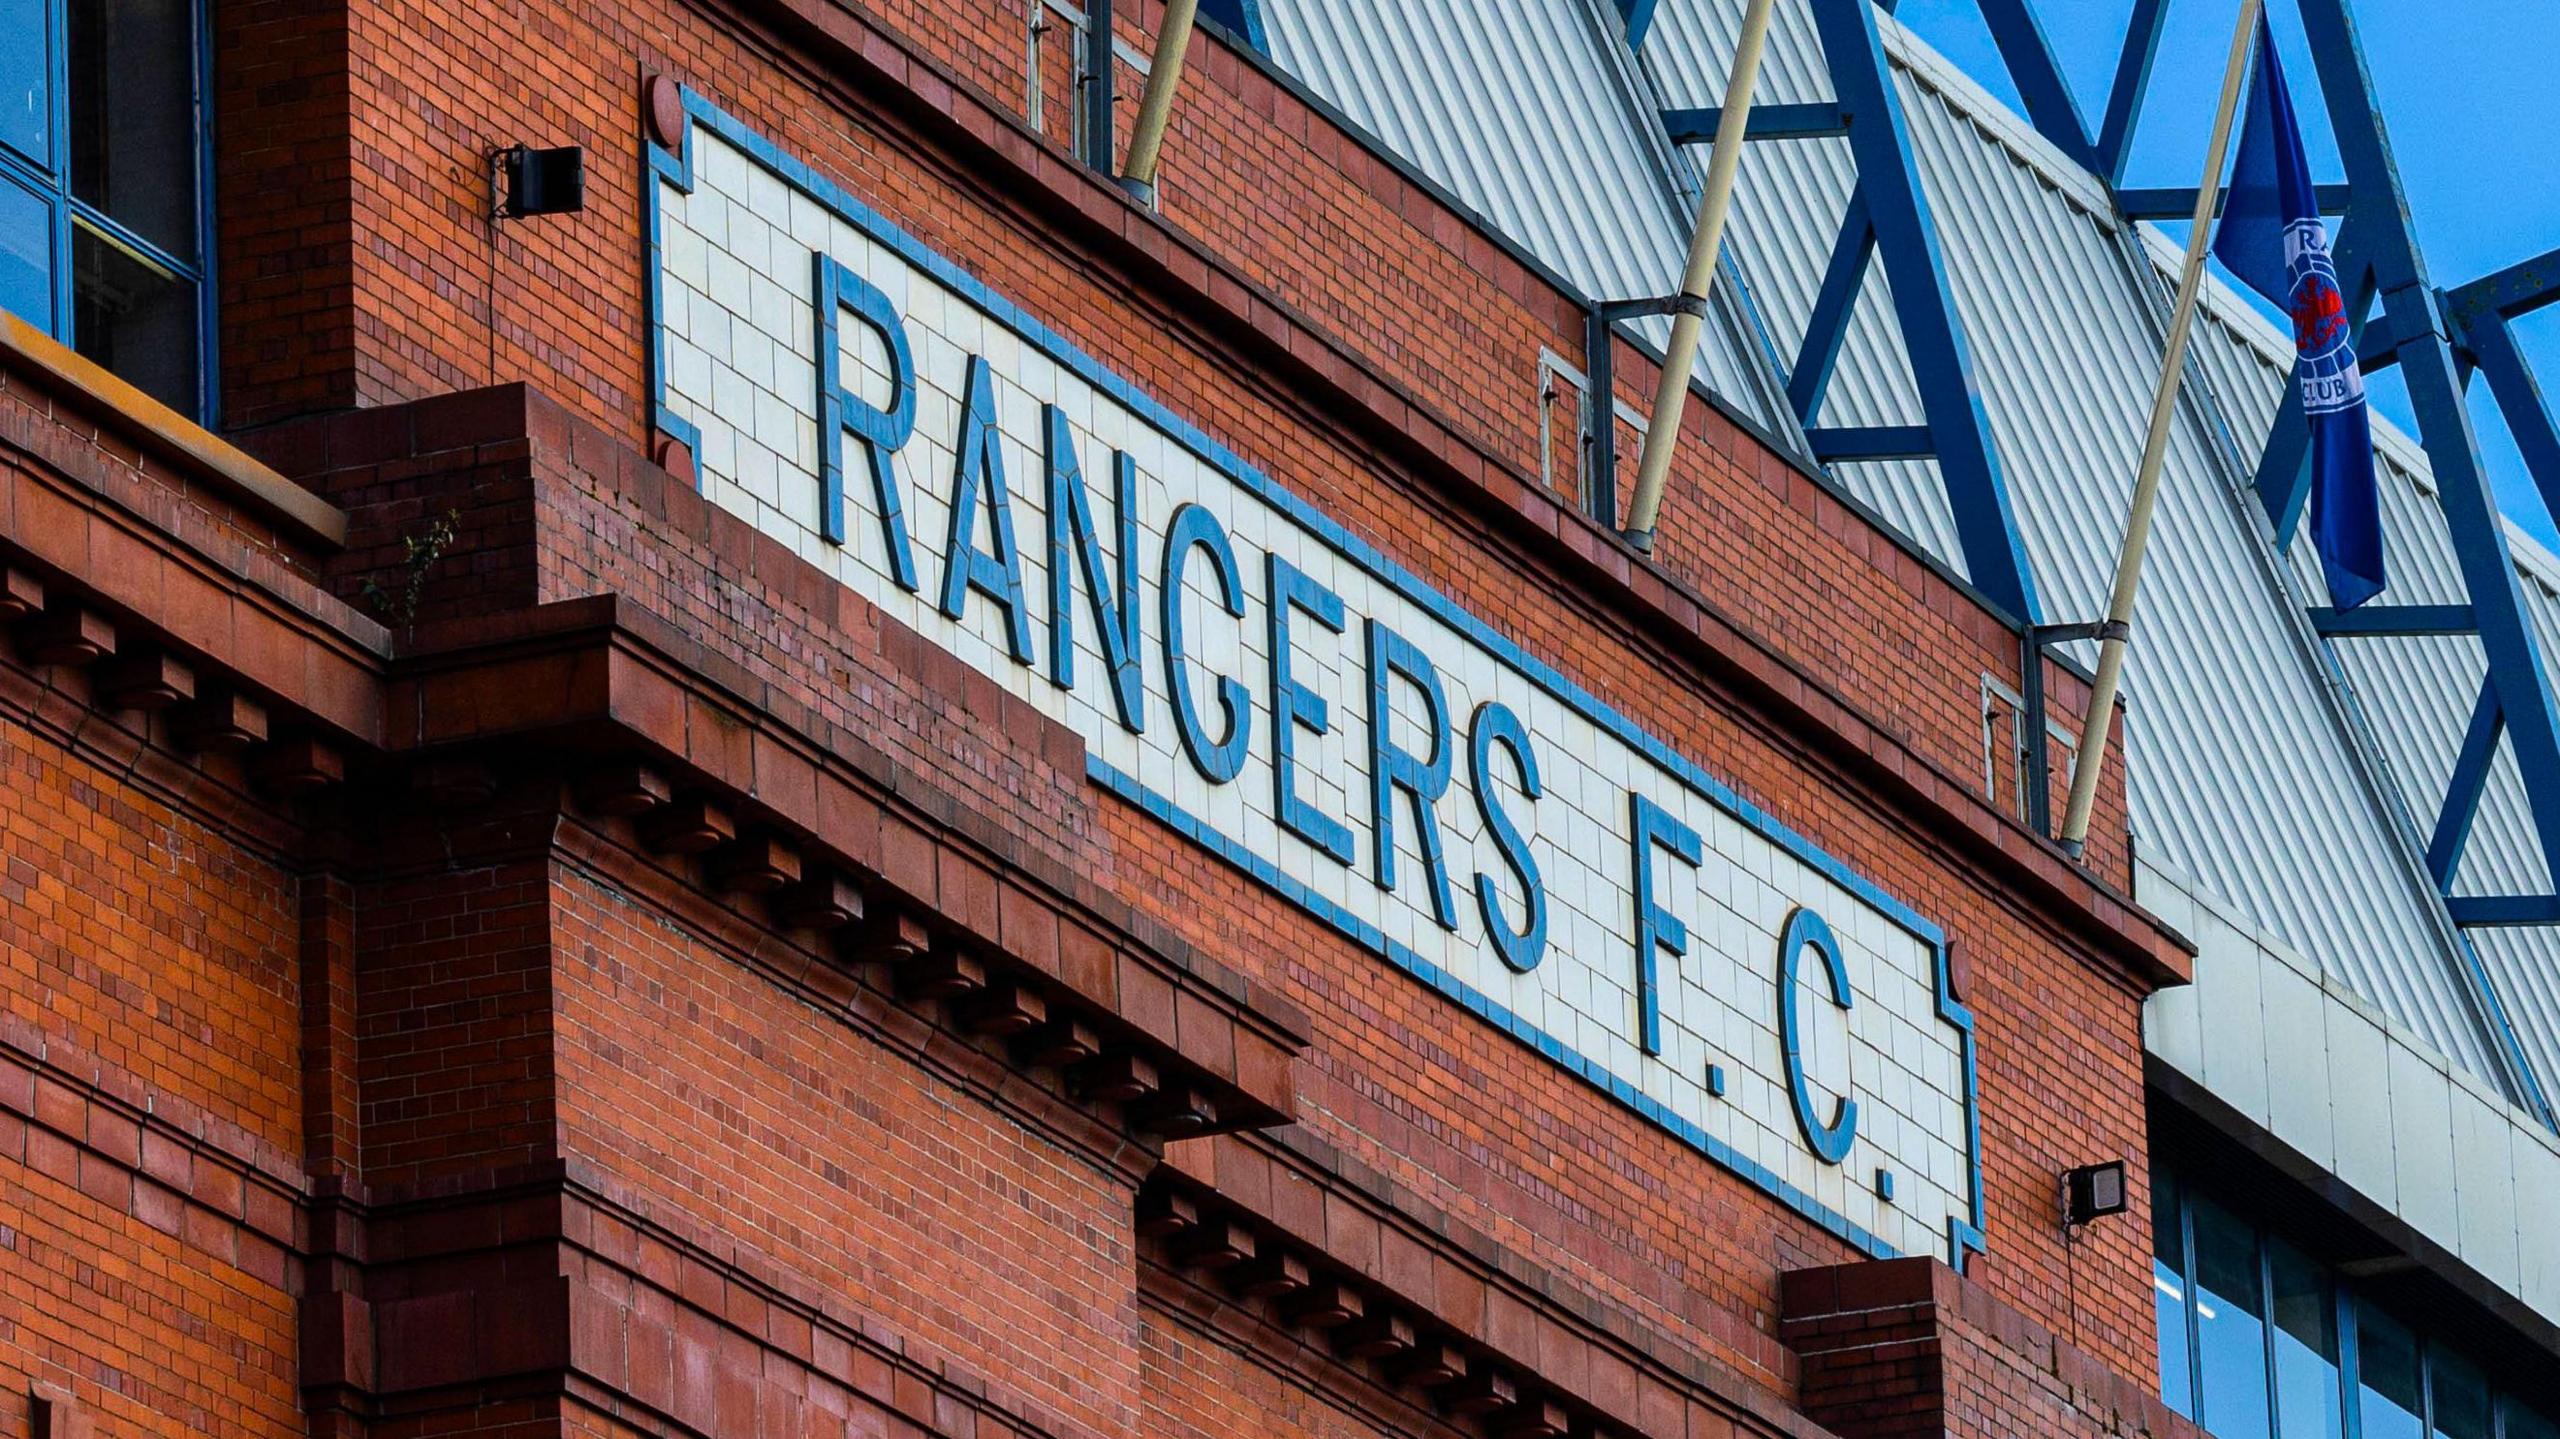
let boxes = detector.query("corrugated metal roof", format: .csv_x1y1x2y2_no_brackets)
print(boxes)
1255,0,2554,1096
1261,0,1785,421
2164,231,2560,1093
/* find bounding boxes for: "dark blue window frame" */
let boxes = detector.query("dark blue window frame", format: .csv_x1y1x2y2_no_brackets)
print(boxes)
0,0,217,422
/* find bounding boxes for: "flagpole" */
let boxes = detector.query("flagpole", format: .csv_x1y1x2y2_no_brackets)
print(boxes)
2055,0,2264,858
1621,0,1777,554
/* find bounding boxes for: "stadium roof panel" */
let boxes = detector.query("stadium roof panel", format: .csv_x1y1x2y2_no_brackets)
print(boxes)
1258,0,2560,1107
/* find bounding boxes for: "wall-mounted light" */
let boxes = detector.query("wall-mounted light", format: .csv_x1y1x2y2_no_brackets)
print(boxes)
2063,1161,2130,1227
499,145,585,218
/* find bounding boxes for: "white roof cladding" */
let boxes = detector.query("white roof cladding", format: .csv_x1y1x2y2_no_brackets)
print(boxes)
1254,0,2553,1096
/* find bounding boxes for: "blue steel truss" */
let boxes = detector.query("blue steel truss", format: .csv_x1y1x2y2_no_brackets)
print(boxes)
1617,0,2560,1118
1633,0,2045,623
1949,0,2560,1118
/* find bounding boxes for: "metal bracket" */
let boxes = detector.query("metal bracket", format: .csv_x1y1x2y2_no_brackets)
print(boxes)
1583,295,1688,529
2018,620,2110,837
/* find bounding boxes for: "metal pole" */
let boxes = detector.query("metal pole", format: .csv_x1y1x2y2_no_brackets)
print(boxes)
2055,0,2262,855
1119,0,1199,205
1621,0,1777,553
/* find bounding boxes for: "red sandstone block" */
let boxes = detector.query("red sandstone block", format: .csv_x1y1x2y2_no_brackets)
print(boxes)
1483,1287,1538,1357
30,1075,82,1137
0,1052,32,1115
1115,956,1176,1040
1171,991,1237,1083
22,1123,77,1187
84,1106,140,1168
1054,922,1116,1006
75,1151,131,1210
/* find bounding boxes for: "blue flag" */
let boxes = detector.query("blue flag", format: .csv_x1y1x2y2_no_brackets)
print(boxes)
2212,15,2384,609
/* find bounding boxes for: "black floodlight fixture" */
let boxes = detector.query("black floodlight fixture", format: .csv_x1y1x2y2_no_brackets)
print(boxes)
499,145,585,218
2063,1161,2130,1227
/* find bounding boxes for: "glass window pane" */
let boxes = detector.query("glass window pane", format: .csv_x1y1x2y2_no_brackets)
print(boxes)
2506,1401,2560,1439
2154,1166,2196,1417
69,0,197,260
2268,1241,2342,1439
2356,1305,2426,1439
0,0,45,165
2428,1348,2491,1439
2194,1199,2273,1439
72,218,194,411
0,174,51,326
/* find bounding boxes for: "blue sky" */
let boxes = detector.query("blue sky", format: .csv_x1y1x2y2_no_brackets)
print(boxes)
1891,0,2560,551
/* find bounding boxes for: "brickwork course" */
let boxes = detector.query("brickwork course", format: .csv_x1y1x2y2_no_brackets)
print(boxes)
0,1,2200,1437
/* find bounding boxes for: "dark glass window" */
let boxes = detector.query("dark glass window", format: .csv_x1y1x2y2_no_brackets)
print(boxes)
2194,1198,2274,1439
72,221,195,403
0,0,209,417
2357,1305,2426,1439
2267,1241,2342,1439
2428,1348,2491,1439
69,0,198,260
2507,1401,2560,1439
2154,1165,2196,1417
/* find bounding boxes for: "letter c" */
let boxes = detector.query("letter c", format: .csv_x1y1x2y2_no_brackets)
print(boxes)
1161,503,1251,783
1778,906,1859,1166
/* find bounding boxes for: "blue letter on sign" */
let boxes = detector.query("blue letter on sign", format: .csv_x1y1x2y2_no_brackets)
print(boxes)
1469,701,1546,972
1044,406,1144,733
1628,793,1701,1057
1777,907,1859,1165
940,355,1036,664
813,254,918,590
1162,503,1251,783
1364,618,1456,930
1267,555,1355,867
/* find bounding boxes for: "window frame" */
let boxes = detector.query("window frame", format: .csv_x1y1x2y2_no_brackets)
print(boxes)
0,0,218,422
2153,1160,2557,1439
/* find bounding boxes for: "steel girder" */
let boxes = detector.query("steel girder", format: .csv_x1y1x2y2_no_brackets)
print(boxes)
1650,0,2045,621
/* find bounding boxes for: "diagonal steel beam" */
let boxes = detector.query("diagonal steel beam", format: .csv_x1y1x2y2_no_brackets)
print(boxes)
2094,0,2170,182
2462,309,2560,533
1805,0,2041,621
1790,191,1876,425
1972,0,2094,169
2428,678,2504,889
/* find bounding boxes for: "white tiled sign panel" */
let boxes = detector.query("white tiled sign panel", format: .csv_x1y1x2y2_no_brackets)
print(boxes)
647,97,1984,1263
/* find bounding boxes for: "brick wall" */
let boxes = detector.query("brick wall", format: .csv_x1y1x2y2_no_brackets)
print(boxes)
278,362,2166,1401
1778,1257,2205,1439
0,0,2193,1433
210,0,2116,846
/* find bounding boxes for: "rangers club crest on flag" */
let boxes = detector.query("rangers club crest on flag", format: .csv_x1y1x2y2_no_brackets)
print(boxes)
2287,220,2363,417
2214,15,2385,609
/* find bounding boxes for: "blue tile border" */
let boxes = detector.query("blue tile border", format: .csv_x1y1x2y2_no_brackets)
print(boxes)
641,89,1989,1270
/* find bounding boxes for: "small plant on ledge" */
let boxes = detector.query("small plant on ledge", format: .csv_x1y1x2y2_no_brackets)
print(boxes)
359,508,463,628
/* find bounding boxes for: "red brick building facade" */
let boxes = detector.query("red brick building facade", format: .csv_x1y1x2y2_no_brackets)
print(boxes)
0,3,2201,1437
